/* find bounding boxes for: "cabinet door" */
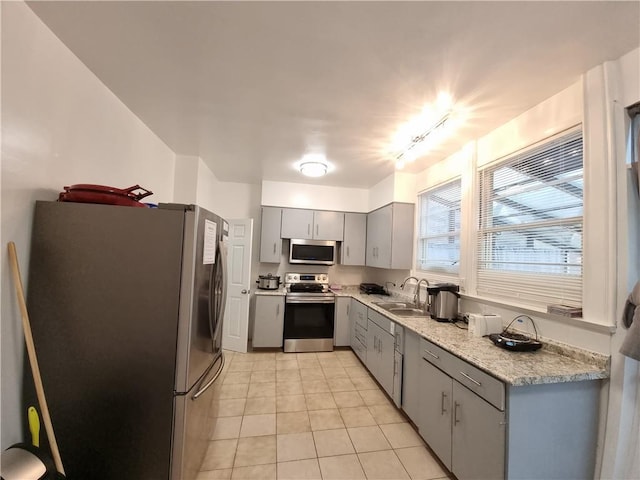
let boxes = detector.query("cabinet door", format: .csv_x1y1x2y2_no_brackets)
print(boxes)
342,213,367,266
389,203,415,269
451,381,505,480
259,207,282,263
402,330,421,424
418,359,453,471
366,206,393,268
281,208,313,239
313,211,344,241
334,297,351,347
365,322,378,375
376,326,395,397
252,296,284,347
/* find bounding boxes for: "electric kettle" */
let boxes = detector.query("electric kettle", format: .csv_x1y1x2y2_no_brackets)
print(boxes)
427,283,460,322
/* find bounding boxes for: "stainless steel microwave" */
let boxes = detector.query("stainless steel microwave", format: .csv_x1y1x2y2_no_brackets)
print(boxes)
289,239,337,265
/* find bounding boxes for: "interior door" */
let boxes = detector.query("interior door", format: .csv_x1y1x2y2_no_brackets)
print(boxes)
222,218,253,352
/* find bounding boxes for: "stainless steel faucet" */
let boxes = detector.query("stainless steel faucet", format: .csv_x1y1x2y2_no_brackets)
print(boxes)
416,278,431,311
400,276,419,304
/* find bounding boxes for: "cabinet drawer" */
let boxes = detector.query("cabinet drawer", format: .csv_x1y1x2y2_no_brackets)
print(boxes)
449,358,505,411
368,308,392,332
354,323,367,345
420,338,455,373
420,338,505,411
352,338,366,362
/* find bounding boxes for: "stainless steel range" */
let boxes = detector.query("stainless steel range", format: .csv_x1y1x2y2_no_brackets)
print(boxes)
283,272,335,352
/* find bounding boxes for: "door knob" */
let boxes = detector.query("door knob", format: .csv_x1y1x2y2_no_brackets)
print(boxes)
241,289,249,294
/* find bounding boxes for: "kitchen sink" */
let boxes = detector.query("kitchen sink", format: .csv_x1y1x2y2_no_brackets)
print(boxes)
372,301,413,310
372,301,429,317
387,307,429,317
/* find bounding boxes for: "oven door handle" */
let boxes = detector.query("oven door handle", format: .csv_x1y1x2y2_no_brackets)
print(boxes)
286,297,335,304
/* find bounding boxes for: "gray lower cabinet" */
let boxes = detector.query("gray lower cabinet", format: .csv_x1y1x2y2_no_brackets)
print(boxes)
401,329,421,423
415,336,600,480
451,381,506,480
349,299,367,362
252,295,284,347
365,309,396,398
418,343,505,480
334,297,351,347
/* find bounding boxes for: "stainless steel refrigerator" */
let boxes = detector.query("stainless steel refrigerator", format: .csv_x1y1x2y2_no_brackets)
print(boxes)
23,201,228,480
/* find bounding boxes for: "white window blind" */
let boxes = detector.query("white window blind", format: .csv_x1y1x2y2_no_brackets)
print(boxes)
477,128,583,307
417,178,461,273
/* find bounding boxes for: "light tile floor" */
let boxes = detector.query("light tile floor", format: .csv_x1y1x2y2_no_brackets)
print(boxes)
197,349,451,480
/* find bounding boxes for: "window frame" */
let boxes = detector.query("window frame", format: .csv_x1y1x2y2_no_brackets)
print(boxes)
475,126,584,308
416,177,462,276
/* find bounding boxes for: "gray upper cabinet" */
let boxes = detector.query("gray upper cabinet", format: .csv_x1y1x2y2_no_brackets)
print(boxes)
341,213,367,266
259,207,282,263
313,210,344,241
281,208,344,241
366,203,414,269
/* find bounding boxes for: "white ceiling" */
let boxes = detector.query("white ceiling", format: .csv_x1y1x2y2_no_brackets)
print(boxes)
27,1,640,188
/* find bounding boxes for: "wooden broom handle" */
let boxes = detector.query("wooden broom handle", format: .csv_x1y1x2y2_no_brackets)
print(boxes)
8,241,65,475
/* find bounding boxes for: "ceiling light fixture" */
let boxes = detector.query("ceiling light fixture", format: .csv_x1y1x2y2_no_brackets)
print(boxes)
391,93,457,168
396,111,451,163
297,154,329,177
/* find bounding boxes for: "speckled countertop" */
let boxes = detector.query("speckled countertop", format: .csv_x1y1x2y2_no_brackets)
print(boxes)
333,288,610,386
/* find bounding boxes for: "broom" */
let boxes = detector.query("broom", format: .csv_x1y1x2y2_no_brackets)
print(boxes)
8,241,65,476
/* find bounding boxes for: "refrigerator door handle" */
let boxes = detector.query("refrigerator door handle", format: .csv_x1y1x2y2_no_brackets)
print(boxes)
212,240,228,343
193,352,225,400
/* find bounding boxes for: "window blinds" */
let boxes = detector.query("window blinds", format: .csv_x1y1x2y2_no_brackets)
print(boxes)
417,178,461,273
477,128,583,307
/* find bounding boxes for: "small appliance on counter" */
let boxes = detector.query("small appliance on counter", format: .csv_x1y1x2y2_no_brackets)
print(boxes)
426,283,460,322
489,315,543,352
256,273,281,290
359,283,390,295
468,314,503,337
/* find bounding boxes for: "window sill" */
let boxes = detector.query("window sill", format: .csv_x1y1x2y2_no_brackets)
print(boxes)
459,292,617,334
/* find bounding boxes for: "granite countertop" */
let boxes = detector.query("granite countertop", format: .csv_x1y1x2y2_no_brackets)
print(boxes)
337,289,610,387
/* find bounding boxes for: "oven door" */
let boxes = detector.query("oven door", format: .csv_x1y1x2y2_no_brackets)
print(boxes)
284,296,335,352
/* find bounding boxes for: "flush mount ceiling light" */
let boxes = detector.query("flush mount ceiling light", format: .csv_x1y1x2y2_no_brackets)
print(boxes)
297,154,329,177
392,93,458,169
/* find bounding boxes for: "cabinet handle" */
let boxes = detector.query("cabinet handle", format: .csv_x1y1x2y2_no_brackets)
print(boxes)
316,225,319,236
347,305,350,315
276,304,280,315
273,242,276,254
347,246,350,257
441,392,448,415
423,349,440,360
308,224,311,235
460,371,482,387
454,402,461,425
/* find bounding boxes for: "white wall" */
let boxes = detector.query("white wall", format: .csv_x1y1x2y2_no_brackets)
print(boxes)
0,2,176,449
262,180,369,212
